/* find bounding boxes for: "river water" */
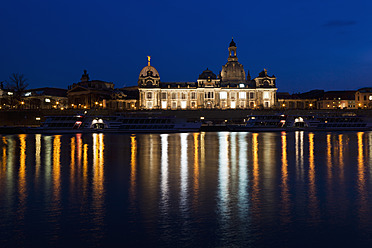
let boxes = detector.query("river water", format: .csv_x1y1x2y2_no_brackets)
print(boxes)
1,131,372,247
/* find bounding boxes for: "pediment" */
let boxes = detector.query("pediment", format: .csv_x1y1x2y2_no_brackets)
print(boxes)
68,86,89,93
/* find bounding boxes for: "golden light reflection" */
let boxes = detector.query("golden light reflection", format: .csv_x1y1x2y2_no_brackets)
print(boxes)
35,134,41,182
92,133,105,218
53,135,61,203
200,132,205,169
70,137,76,190
357,132,367,220
252,133,260,209
18,134,27,218
1,137,7,175
308,133,319,219
83,143,88,196
76,134,82,168
280,132,290,223
338,134,344,181
326,134,332,179
130,135,137,201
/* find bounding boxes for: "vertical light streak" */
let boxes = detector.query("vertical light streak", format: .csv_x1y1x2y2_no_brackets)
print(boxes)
35,134,41,182
218,132,230,229
83,143,88,197
193,133,200,204
308,133,319,219
43,136,52,191
200,132,205,169
70,137,76,190
53,135,61,205
180,133,188,211
18,134,27,219
338,134,344,181
281,132,290,223
357,132,367,222
252,133,259,209
1,137,7,174
295,131,304,180
76,134,82,168
326,134,332,179
160,134,168,214
130,135,137,202
92,133,105,226
238,132,248,216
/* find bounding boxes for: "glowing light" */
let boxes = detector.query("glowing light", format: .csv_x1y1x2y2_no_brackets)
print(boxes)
181,101,187,109
35,117,41,121
231,101,236,108
220,92,227,99
45,98,50,102
161,101,167,109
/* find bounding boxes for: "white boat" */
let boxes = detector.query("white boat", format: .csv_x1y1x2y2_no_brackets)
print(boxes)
28,114,201,134
227,114,288,132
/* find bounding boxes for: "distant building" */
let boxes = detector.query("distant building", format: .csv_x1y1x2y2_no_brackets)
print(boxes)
317,91,356,109
67,70,115,109
23,87,68,109
138,39,277,110
107,86,139,110
355,87,372,109
277,90,323,109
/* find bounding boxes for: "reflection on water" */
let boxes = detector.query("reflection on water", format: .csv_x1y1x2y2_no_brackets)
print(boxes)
1,131,372,247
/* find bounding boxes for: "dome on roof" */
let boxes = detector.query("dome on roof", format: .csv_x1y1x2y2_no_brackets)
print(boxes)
198,68,217,80
139,65,159,78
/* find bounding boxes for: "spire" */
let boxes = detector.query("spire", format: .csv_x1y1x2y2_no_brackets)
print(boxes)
247,70,251,81
147,56,151,66
229,37,236,47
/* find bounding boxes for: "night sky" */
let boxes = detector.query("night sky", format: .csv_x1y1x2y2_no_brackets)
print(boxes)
1,0,371,93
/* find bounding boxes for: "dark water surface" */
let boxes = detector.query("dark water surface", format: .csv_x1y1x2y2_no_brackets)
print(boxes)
1,131,372,247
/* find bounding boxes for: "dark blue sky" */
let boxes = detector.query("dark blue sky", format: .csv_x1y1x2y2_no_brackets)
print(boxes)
1,0,371,93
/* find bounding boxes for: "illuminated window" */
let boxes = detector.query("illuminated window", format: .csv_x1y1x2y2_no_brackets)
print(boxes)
239,92,246,99
181,101,187,109
205,92,214,99
191,92,197,99
239,84,245,88
171,92,177,99
161,101,167,109
147,92,152,99
172,102,177,109
191,101,196,108
147,102,153,109
161,92,167,99
220,92,227,99
45,98,51,103
230,92,236,100
231,101,236,109
263,92,270,99
181,93,187,99
369,95,372,101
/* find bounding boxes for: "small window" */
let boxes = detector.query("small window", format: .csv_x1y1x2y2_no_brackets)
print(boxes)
147,92,152,99
181,93,186,99
191,92,197,99
239,92,246,99
171,92,177,99
161,92,167,99
249,92,254,99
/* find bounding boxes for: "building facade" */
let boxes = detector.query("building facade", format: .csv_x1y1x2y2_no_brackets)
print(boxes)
138,40,277,110
355,88,372,109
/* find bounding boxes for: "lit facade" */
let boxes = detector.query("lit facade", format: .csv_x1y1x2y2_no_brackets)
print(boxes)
138,40,277,110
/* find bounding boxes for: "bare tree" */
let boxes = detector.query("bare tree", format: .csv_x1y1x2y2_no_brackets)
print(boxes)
8,73,29,101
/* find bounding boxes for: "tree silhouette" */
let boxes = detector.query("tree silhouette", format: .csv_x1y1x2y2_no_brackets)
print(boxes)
8,73,28,101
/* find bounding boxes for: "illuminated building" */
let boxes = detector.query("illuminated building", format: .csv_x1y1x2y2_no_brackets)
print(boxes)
138,39,277,110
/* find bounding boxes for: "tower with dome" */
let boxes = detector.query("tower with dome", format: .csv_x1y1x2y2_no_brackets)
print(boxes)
138,39,277,110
